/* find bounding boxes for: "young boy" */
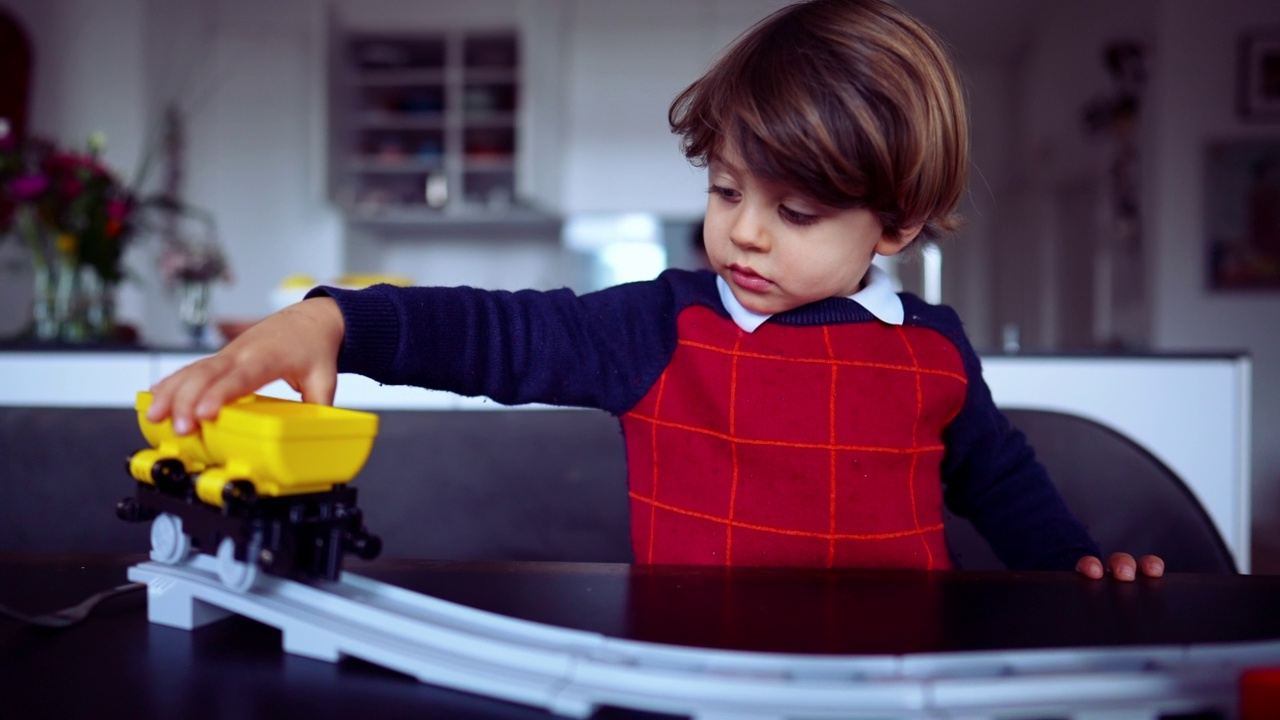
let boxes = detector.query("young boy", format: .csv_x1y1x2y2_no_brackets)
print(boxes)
149,0,1162,580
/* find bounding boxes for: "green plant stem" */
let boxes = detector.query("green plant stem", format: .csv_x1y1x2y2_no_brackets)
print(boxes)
16,207,47,275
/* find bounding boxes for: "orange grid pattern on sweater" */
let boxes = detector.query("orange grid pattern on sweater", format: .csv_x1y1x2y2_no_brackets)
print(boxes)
621,306,969,568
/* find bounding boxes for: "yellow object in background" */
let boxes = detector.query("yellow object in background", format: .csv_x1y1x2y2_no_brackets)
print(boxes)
277,274,321,289
276,273,413,290
129,391,379,507
270,274,414,313
334,273,413,288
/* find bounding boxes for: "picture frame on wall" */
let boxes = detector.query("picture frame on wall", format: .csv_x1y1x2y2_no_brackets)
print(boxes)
1239,29,1280,121
1206,140,1280,290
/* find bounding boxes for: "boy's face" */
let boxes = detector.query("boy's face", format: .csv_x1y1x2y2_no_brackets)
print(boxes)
703,151,917,316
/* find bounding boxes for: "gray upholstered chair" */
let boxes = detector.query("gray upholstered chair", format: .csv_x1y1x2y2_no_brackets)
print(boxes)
945,409,1238,574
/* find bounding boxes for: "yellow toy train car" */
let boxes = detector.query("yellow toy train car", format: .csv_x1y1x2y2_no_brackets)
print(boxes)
117,391,382,591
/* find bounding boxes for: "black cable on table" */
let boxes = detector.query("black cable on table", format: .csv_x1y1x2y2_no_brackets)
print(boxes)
0,582,145,628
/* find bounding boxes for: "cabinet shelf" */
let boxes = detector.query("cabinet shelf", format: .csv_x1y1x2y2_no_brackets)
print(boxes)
463,68,518,84
356,113,447,128
353,70,448,86
345,204,561,232
333,30,523,220
464,160,515,172
348,158,445,173
461,112,516,128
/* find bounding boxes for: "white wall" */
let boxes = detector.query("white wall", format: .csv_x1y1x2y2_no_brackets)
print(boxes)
558,0,803,218
156,0,343,336
1000,0,1280,569
993,0,1157,353
559,0,710,217
1146,0,1280,569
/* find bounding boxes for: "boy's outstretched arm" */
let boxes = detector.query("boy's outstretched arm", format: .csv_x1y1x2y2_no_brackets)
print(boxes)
145,297,347,435
1076,552,1165,581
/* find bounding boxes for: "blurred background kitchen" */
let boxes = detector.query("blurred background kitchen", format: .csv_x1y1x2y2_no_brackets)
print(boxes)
1,0,1278,566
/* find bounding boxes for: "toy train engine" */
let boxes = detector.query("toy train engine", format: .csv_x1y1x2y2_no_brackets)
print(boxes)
117,391,382,592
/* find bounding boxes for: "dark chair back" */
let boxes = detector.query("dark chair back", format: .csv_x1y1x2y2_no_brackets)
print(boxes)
945,409,1238,574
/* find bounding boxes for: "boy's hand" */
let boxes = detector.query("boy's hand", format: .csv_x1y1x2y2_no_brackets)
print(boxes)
146,297,346,435
1076,552,1164,581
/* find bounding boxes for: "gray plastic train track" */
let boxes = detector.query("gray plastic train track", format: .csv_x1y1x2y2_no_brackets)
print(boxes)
128,557,1279,719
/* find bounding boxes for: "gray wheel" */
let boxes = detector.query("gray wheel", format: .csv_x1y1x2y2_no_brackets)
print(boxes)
149,513,192,565
215,536,259,593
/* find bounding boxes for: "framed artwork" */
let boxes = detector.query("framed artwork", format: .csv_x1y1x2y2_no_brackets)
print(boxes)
1206,140,1280,290
1239,29,1280,121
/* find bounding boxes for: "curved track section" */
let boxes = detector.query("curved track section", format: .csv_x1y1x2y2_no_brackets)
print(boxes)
128,559,1279,719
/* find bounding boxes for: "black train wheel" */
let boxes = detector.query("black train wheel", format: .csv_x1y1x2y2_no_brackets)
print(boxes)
150,458,190,497
349,531,382,560
222,479,257,508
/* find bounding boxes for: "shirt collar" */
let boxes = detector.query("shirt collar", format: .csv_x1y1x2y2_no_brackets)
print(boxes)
715,263,904,333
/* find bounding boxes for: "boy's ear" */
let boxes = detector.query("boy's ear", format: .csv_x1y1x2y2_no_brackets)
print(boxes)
875,223,924,257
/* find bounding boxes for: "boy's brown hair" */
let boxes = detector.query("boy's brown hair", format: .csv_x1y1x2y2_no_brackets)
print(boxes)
669,0,968,241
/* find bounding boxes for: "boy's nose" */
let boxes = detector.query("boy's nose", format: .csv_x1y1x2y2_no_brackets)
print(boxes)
729,205,770,252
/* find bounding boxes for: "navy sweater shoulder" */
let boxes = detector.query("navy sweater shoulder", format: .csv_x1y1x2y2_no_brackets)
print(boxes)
312,268,720,414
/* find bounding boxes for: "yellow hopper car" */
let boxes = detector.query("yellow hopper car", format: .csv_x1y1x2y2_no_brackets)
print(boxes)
117,391,382,591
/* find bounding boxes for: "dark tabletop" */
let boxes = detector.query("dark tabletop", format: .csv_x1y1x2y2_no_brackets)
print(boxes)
3,553,1280,719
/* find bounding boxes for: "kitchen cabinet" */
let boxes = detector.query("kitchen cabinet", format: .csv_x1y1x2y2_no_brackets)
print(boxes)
332,29,538,223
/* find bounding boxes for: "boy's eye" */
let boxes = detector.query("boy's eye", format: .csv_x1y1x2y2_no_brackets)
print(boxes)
708,184,740,201
780,205,819,226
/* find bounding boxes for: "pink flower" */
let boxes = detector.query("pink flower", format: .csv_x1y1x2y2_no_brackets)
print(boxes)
106,197,130,222
9,173,48,200
59,177,82,198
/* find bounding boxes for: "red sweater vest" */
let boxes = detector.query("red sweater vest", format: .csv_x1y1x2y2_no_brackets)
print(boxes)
621,306,969,568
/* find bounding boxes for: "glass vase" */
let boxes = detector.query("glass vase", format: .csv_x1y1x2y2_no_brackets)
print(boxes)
28,252,88,344
178,279,212,347
19,208,62,342
30,259,59,342
53,256,89,344
83,271,118,342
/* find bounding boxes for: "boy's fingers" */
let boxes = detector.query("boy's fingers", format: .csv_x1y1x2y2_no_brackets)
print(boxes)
1076,555,1105,579
145,383,173,422
1139,554,1165,577
1107,552,1137,581
299,370,337,407
196,358,280,417
151,355,240,434
147,364,201,422
153,361,208,435
193,378,239,420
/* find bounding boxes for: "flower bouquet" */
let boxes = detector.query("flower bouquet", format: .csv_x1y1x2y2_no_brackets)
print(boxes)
3,120,235,343
0,130,135,340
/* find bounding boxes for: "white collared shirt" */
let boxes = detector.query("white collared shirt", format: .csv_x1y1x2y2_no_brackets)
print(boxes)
715,263,904,333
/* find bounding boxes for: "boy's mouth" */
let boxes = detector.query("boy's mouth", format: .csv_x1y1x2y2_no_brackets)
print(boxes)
729,264,772,293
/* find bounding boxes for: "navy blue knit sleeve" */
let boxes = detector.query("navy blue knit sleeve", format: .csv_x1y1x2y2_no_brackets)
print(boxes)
902,296,1101,571
306,270,716,415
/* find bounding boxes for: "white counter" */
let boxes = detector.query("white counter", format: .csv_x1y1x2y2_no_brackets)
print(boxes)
0,351,1252,571
0,351,517,411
